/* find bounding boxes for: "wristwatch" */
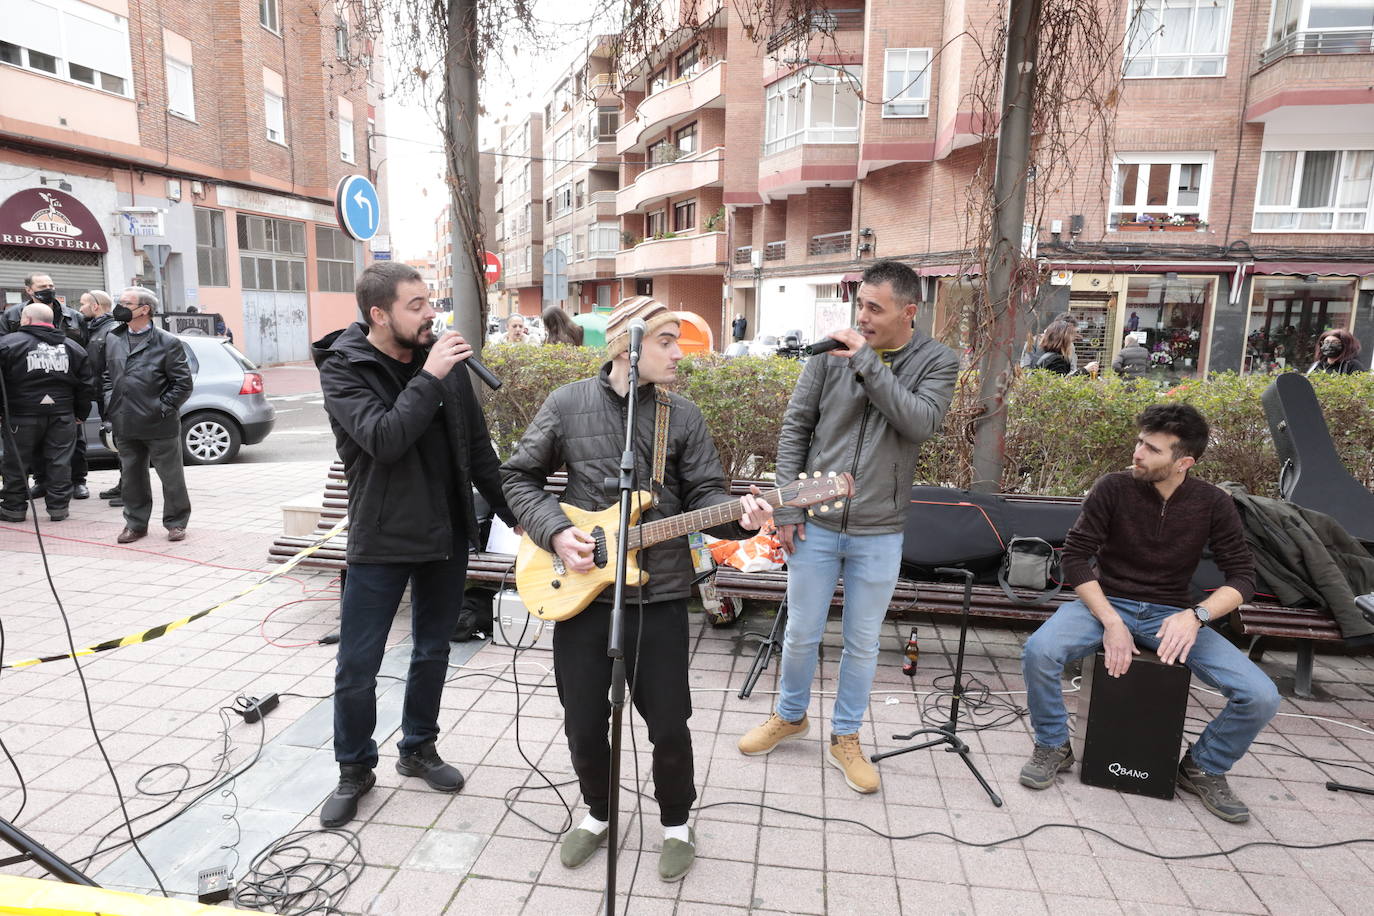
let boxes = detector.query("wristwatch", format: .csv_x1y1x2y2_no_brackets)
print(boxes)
1191,605,1212,625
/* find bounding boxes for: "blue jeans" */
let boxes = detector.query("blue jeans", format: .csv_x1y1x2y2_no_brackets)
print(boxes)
776,525,904,735
334,554,468,767
1022,598,1281,775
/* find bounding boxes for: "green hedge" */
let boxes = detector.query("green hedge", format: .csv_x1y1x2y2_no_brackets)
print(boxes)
478,344,1374,498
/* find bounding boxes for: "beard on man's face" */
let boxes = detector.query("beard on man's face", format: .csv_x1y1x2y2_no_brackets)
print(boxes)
1131,463,1171,483
396,321,436,351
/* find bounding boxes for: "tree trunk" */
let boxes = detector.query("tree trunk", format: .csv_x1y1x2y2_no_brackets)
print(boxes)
445,0,485,353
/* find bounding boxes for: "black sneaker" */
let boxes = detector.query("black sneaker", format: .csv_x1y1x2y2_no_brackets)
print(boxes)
99,485,122,500
396,741,465,792
72,484,90,500
0,508,25,523
320,764,375,827
1177,752,1249,823
1019,742,1075,789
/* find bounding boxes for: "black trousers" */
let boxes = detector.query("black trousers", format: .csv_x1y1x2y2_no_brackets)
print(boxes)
118,435,190,531
553,598,695,826
32,422,86,487
1,415,77,514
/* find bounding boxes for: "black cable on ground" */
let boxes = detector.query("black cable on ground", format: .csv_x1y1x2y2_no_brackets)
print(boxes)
231,827,366,915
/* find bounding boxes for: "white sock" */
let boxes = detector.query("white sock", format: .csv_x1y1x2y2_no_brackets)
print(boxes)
578,814,608,836
664,824,691,844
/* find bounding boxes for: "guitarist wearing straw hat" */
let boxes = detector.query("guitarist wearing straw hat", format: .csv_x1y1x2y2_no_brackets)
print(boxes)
501,296,773,882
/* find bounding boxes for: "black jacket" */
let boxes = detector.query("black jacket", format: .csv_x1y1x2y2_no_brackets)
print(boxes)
0,325,95,419
1307,358,1362,375
84,313,121,401
313,322,513,564
94,325,193,439
2,303,88,346
501,365,743,604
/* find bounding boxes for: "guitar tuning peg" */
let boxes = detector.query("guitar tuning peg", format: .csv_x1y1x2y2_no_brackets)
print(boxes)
827,471,836,477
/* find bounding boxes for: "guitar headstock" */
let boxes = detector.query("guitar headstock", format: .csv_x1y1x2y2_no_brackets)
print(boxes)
781,471,856,511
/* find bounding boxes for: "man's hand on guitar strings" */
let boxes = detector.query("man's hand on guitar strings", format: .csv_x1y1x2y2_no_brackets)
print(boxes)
739,485,773,531
552,526,597,573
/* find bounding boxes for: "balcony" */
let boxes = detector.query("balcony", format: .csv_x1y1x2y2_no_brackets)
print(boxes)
764,241,786,261
1259,28,1374,68
758,142,859,199
616,231,727,276
617,148,725,214
616,61,725,155
588,189,618,219
1245,45,1374,128
734,245,753,265
808,231,851,257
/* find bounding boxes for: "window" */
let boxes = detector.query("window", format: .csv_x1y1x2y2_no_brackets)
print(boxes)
165,56,195,119
883,49,931,117
368,117,376,152
553,131,572,171
673,199,696,233
763,66,861,156
590,223,620,257
1244,276,1358,373
676,44,700,78
648,138,681,165
316,226,355,292
194,208,227,287
1254,149,1374,232
595,107,618,139
545,197,553,221
554,233,572,260
237,214,305,291
1109,153,1212,228
648,68,667,94
574,232,585,260
555,183,573,216
334,10,349,59
1124,0,1231,78
259,0,279,32
0,0,132,96
675,122,697,154
523,245,532,272
647,209,667,238
339,107,355,163
1268,0,1374,57
574,180,585,208
264,89,285,143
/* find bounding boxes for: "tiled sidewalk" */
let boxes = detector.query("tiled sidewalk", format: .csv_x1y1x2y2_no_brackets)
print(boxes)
1,459,1373,914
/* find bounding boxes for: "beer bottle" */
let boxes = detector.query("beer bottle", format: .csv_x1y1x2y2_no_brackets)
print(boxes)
901,627,920,677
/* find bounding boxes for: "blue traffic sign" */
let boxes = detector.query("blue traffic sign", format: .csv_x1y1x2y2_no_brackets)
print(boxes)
335,175,381,242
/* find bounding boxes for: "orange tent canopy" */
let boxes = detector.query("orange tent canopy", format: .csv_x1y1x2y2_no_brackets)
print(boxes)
674,311,714,354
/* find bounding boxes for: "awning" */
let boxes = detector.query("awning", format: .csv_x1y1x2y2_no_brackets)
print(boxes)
919,264,982,277
840,272,863,283
1251,261,1374,277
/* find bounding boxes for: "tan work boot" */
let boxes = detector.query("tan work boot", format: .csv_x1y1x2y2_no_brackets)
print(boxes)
827,733,880,793
738,713,810,756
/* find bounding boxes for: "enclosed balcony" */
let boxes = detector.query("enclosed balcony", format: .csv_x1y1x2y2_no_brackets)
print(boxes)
616,232,727,276
616,61,725,155
617,148,725,214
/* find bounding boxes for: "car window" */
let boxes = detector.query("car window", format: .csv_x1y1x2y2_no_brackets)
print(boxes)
180,341,200,374
220,341,258,371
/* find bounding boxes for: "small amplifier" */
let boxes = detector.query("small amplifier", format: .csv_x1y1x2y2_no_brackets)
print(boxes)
492,589,547,650
1071,648,1191,800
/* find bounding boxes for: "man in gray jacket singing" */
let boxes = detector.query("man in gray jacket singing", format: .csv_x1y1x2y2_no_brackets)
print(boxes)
739,259,958,794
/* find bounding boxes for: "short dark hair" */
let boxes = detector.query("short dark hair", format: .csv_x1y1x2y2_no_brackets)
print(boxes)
356,262,423,326
1137,403,1209,461
860,259,921,307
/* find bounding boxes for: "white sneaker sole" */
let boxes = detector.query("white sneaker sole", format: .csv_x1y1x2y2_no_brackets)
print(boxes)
826,745,880,794
739,718,810,756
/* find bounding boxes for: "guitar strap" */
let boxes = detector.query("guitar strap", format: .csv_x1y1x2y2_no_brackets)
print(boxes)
650,388,672,504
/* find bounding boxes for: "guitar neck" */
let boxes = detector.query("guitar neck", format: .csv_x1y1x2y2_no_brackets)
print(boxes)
628,487,785,550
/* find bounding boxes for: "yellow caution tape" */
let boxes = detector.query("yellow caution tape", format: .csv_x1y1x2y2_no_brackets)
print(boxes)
2,520,347,670
0,874,251,914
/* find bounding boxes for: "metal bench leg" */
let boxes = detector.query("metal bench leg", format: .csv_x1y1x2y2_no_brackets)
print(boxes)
739,597,788,700
1294,642,1314,700
1247,635,1266,662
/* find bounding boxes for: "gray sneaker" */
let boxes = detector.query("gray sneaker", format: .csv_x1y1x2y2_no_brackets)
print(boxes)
1177,752,1249,823
1019,742,1074,789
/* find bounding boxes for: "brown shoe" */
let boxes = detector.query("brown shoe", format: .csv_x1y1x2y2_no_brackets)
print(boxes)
117,527,147,544
827,733,880,794
738,713,810,756
167,527,186,542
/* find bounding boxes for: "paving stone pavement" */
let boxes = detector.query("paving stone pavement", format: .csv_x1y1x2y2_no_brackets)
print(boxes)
2,458,1373,914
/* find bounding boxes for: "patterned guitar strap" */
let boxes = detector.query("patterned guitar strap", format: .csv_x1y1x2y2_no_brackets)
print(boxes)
649,388,672,503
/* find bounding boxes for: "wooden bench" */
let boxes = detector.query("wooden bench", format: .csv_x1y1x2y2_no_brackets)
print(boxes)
268,469,1343,698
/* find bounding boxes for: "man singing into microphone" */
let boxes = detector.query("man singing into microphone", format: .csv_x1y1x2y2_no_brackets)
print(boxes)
502,296,771,881
739,259,957,794
313,262,514,827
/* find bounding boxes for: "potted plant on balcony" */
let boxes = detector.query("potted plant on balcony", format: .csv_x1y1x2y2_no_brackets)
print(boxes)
1163,214,1208,232
704,207,725,232
1117,213,1158,231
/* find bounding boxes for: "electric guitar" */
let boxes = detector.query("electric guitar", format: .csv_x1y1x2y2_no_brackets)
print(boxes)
514,472,856,621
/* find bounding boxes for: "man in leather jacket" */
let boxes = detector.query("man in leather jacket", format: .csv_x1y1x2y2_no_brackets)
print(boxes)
93,287,193,544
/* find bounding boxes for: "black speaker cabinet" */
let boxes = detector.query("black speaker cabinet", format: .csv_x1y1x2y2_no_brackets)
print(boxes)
1070,649,1191,800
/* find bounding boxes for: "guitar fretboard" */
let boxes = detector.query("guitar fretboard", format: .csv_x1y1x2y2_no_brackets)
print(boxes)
627,488,789,550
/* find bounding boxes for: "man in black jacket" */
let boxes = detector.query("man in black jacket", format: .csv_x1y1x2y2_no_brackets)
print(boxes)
94,287,193,543
0,304,95,522
78,290,123,505
313,261,514,828
501,296,771,882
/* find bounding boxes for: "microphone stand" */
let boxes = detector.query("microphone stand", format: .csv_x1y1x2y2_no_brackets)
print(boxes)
603,338,642,915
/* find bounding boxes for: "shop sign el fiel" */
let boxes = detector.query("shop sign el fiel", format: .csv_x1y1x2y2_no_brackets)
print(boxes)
0,187,109,253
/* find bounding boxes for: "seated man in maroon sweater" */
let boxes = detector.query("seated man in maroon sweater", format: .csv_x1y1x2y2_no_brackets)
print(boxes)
1020,404,1280,823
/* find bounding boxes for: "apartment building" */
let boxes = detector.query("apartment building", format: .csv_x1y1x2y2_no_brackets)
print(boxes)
430,149,495,312
714,0,1373,376
0,0,388,365
491,114,544,316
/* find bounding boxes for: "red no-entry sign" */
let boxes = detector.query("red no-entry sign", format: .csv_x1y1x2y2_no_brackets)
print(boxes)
483,250,502,285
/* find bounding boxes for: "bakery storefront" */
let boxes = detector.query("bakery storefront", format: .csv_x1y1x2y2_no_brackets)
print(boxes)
0,187,109,309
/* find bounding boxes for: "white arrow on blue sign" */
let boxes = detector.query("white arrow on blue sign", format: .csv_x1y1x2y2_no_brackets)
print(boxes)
334,174,381,242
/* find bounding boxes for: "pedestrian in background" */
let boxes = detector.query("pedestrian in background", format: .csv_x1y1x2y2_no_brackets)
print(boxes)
79,290,125,506
541,306,584,346
1307,329,1362,375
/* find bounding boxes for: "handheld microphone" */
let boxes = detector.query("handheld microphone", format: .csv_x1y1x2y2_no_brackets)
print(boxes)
805,336,847,356
627,317,647,359
466,357,502,390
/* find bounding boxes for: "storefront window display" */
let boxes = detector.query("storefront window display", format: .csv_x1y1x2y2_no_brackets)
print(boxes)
933,277,978,366
1122,275,1214,381
1243,276,1357,374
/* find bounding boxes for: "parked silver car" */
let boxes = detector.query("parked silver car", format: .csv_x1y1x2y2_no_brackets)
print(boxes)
84,335,275,465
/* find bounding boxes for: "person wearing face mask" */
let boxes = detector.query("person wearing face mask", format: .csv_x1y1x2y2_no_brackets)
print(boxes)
91,287,193,544
1306,328,1363,375
79,290,124,506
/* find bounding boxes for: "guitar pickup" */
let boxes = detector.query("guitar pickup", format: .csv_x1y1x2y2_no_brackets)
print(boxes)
591,527,608,568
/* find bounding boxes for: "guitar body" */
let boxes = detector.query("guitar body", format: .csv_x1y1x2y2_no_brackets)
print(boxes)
515,493,654,622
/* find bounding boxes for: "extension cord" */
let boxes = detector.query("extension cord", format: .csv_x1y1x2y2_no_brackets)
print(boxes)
236,693,279,723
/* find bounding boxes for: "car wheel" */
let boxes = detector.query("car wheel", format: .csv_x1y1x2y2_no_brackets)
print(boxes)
182,411,242,465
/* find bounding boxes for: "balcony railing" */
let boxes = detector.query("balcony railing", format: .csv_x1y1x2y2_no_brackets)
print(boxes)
808,231,851,256
734,245,753,265
764,241,786,261
1259,28,1374,67
589,190,617,205
766,8,865,53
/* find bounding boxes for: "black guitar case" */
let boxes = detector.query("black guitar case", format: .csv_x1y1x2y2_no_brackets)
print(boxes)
1262,373,1374,545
